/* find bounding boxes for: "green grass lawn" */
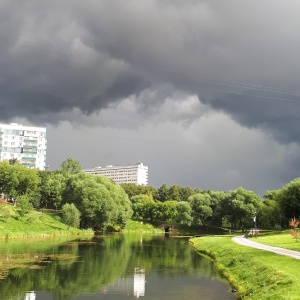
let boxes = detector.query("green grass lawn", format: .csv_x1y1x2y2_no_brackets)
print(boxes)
254,232,300,251
190,235,300,300
0,205,93,240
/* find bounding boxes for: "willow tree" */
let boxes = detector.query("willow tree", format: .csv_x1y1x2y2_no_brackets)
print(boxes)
62,173,132,230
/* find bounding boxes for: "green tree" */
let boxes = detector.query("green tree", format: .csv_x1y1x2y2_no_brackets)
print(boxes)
8,158,19,165
179,186,195,202
61,158,82,175
188,193,213,227
159,201,178,222
121,183,158,199
131,194,156,221
175,201,193,226
258,189,282,228
17,195,33,217
39,172,63,209
63,173,132,230
157,184,169,202
168,185,181,201
259,199,281,228
0,161,40,199
61,203,81,229
208,190,228,227
225,187,262,230
276,178,300,224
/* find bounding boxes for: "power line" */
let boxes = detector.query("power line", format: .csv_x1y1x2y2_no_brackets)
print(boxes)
0,35,300,104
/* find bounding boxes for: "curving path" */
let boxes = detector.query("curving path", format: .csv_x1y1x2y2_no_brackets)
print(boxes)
232,236,300,260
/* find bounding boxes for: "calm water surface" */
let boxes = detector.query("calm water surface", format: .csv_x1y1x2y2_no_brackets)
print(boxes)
0,234,236,300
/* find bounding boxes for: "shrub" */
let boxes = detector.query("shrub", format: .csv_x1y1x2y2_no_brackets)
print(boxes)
17,195,33,217
61,203,81,229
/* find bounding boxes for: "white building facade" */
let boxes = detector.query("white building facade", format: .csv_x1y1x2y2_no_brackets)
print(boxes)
0,123,47,170
84,163,148,185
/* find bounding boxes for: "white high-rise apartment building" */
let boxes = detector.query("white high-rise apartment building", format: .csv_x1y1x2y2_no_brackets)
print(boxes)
84,163,148,185
0,123,47,170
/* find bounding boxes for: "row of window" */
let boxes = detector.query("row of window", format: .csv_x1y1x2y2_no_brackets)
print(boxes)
0,129,46,137
0,153,45,161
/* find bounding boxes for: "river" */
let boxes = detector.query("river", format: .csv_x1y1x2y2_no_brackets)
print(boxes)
0,234,236,300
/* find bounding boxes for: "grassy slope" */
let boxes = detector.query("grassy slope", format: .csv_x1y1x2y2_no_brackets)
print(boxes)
0,205,93,239
190,235,300,300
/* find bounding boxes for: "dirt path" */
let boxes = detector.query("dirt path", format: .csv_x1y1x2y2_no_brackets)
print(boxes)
232,236,300,260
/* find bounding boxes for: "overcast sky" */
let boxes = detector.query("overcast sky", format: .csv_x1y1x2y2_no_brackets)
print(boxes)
1,0,300,195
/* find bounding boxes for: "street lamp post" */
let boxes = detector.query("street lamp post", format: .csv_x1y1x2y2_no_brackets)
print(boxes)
253,213,257,237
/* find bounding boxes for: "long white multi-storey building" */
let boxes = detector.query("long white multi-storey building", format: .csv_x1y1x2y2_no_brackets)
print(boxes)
84,163,148,185
0,123,47,170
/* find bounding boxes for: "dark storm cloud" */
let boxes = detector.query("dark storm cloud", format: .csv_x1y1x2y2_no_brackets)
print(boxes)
1,0,300,145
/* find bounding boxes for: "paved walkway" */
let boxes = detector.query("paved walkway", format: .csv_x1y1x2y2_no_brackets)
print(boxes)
232,236,300,260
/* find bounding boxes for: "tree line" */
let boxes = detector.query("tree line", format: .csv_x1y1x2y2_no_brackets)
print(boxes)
123,181,300,230
0,158,132,230
0,157,299,230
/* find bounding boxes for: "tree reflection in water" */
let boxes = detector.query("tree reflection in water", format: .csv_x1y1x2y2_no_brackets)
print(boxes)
0,234,235,300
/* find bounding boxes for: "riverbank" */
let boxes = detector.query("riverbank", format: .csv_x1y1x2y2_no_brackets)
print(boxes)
0,207,93,240
190,235,300,299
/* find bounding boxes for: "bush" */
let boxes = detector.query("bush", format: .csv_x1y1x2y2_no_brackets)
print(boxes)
61,203,81,229
17,195,33,217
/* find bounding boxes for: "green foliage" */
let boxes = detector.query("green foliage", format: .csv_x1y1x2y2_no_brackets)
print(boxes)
61,203,81,229
188,193,213,227
157,183,170,202
259,199,282,229
225,187,262,230
120,183,158,199
168,185,182,201
157,184,198,202
7,156,300,232
276,178,300,223
17,195,33,217
207,190,228,227
0,161,40,199
38,171,64,209
130,194,155,221
159,200,179,222
175,201,193,226
63,173,132,230
8,158,19,165
60,157,82,175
